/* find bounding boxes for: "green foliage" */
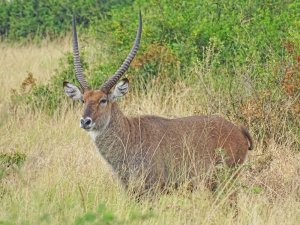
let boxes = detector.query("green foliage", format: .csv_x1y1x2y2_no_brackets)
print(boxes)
252,186,263,194
75,204,115,225
95,0,299,88
0,0,133,41
0,152,26,184
74,203,153,225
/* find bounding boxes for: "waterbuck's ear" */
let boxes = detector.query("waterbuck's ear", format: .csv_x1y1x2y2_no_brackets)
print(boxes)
109,78,129,101
63,81,83,101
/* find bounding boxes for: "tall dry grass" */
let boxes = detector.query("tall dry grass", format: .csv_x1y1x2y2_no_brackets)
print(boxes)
0,41,299,225
0,38,70,104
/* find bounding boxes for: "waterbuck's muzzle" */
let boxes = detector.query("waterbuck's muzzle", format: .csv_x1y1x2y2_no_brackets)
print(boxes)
80,117,93,130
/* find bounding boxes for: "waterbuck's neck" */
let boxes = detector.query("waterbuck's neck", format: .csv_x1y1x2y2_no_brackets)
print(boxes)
89,103,132,180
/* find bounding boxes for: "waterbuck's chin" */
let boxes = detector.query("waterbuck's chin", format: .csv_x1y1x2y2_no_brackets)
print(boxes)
64,12,253,192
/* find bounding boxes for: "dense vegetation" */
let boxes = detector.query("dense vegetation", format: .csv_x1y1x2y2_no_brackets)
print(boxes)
0,0,134,40
6,0,299,145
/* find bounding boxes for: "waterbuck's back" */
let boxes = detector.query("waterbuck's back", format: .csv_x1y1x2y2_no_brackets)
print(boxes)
129,114,250,166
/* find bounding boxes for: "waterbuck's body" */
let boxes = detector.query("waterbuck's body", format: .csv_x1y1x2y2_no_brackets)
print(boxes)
91,102,252,189
64,12,253,191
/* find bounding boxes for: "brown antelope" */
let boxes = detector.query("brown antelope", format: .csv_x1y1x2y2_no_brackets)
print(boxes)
64,12,253,191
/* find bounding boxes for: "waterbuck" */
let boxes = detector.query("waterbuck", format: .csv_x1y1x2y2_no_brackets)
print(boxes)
64,12,253,191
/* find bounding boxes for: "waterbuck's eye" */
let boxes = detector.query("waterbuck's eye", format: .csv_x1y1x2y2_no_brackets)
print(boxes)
99,99,107,105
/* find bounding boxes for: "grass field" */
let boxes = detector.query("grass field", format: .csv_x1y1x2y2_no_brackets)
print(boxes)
0,41,299,225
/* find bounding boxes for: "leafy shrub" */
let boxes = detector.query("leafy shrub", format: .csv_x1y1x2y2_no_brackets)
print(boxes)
0,152,26,181
0,0,134,41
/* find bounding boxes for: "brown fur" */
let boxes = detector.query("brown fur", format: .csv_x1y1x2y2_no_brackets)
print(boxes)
81,90,253,190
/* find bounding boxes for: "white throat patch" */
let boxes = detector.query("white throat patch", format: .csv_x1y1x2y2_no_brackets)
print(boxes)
88,130,100,142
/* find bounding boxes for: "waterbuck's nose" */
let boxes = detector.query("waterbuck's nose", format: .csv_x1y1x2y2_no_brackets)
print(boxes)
80,117,92,129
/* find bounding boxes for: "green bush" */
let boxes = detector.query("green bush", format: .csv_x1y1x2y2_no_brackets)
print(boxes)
0,0,134,41
0,152,26,181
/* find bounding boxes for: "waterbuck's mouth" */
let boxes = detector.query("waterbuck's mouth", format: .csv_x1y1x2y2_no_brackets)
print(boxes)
82,126,94,131
81,125,96,132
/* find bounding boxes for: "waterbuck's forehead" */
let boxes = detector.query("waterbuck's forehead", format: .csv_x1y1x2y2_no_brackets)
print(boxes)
83,90,107,103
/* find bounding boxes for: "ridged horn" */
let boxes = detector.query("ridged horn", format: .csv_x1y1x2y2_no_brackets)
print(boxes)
100,11,142,93
72,15,90,91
